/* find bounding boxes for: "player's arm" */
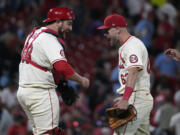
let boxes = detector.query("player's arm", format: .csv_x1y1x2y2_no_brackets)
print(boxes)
53,60,89,88
114,67,139,109
164,48,180,62
123,67,139,100
67,72,89,89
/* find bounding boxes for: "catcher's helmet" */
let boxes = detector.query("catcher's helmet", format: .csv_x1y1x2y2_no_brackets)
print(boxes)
43,7,75,23
97,14,127,29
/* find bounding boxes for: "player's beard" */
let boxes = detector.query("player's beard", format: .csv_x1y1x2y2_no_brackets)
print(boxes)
58,27,69,39
110,37,119,47
105,34,119,46
58,27,65,39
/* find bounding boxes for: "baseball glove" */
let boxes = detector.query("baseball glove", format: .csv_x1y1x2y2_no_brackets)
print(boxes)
106,105,137,129
57,79,78,106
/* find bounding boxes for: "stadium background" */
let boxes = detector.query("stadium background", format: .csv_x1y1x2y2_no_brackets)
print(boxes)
0,0,180,135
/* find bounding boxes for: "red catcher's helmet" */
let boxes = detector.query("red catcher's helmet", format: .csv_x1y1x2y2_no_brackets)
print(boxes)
43,7,75,23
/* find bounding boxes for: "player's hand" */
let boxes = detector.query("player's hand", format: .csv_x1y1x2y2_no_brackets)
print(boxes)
164,48,180,61
113,97,129,110
81,77,90,89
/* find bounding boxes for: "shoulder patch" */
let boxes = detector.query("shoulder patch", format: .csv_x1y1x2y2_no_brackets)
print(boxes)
129,54,138,63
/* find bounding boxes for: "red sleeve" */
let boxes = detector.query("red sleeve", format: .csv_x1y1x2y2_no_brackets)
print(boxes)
8,126,17,135
53,60,75,79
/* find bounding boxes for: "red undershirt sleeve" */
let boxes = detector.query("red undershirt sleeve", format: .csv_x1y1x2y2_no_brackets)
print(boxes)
53,60,75,79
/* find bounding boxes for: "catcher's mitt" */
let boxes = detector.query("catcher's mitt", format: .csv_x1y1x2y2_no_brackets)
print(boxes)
57,79,78,106
106,105,137,129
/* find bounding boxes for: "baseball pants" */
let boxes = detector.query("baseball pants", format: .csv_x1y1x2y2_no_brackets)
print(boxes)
114,90,153,135
17,87,60,135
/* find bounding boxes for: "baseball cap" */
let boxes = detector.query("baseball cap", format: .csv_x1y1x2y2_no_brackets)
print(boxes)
97,14,127,29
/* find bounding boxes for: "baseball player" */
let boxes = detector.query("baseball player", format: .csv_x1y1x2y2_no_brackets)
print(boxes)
97,14,153,135
17,7,89,135
164,48,180,62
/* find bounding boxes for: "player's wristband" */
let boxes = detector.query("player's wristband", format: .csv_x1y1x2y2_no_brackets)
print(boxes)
122,86,133,100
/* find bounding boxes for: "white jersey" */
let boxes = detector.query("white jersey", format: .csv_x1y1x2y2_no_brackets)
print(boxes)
19,27,67,89
117,36,150,94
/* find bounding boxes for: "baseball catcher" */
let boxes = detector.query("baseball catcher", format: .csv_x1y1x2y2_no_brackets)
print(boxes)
106,105,137,129
17,6,89,135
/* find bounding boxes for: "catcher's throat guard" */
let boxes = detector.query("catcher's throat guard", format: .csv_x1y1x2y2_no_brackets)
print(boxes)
106,105,137,129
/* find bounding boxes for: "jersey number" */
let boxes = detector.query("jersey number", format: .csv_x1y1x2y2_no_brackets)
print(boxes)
21,31,37,63
121,73,128,85
21,45,33,63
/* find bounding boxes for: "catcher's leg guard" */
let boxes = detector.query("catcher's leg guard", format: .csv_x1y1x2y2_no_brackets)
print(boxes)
53,127,65,135
42,127,65,135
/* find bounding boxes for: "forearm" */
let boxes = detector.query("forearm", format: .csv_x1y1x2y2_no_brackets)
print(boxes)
174,50,180,61
177,53,180,61
165,49,180,62
53,60,89,88
123,67,138,100
126,67,138,88
68,72,83,84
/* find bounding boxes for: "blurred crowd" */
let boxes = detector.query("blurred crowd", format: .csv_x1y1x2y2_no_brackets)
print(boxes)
0,0,180,135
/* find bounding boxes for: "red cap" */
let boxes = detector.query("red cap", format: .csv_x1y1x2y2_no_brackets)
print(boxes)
97,14,127,29
43,7,75,23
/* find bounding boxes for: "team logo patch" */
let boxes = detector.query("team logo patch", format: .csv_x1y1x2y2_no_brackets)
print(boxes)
129,54,138,63
60,50,65,57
